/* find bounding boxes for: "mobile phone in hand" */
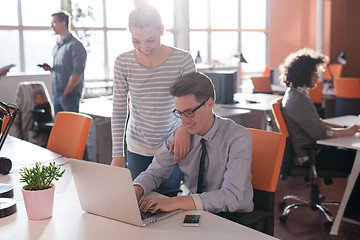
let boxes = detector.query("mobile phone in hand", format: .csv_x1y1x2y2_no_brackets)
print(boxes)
37,63,50,68
182,214,201,227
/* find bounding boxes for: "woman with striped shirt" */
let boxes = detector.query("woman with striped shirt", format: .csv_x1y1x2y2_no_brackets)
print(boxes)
111,2,196,190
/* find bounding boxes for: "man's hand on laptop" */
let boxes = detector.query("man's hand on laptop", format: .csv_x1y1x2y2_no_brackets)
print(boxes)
139,197,178,213
139,195,196,213
111,156,126,167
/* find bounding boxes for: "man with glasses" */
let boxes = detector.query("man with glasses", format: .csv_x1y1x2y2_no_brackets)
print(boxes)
133,72,254,215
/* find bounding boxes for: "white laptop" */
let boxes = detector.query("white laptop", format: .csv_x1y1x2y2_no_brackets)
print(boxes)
69,158,182,227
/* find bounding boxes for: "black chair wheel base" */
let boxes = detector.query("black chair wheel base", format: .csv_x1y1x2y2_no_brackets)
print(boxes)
324,220,333,228
279,214,288,222
278,201,286,209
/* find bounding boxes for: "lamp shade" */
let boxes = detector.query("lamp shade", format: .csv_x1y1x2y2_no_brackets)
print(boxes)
337,52,346,65
235,52,248,63
239,53,248,63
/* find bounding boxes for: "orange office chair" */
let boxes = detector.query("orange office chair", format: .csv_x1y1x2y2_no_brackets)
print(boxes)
251,76,273,94
217,128,286,236
244,128,286,235
333,77,360,117
308,81,324,118
323,64,343,81
46,111,92,160
271,98,348,228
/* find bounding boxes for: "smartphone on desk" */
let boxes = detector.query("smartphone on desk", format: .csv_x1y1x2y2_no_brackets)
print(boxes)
182,214,201,227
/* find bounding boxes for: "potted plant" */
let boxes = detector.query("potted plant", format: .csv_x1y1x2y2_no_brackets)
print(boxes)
19,162,65,220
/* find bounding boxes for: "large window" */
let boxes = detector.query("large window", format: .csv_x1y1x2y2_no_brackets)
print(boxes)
189,0,268,73
0,0,268,83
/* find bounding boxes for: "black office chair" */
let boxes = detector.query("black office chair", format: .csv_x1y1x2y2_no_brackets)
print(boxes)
271,98,349,228
31,101,54,146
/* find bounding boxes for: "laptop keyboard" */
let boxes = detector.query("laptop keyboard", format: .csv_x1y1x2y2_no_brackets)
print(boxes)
141,211,158,220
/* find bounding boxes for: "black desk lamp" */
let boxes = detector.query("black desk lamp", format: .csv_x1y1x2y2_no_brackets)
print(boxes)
0,100,19,218
0,100,19,159
235,52,248,63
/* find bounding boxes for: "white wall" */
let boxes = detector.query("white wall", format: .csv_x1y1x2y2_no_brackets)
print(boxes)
0,73,51,104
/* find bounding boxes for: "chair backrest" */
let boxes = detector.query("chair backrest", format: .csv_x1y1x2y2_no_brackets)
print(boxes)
12,81,53,140
271,97,297,180
263,65,271,77
270,98,289,137
251,76,273,93
308,81,323,104
334,77,360,99
323,64,343,80
46,112,92,160
248,128,286,193
247,127,285,233
334,77,360,116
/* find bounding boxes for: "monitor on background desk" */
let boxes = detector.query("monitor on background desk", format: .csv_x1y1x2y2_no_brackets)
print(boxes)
201,70,237,104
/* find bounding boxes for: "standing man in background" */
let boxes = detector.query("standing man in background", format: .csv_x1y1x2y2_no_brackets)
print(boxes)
39,11,87,115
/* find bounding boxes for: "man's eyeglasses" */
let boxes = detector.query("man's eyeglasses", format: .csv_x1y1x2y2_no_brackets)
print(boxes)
173,98,208,118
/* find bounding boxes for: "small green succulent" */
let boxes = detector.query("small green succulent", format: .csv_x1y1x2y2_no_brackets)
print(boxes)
19,162,65,191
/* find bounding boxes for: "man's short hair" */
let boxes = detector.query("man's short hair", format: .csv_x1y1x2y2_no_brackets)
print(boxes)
170,72,216,102
52,11,70,29
279,48,328,88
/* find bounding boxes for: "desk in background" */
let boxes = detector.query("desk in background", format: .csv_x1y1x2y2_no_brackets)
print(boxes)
80,96,250,165
0,138,278,240
317,115,360,236
219,92,281,130
80,96,113,165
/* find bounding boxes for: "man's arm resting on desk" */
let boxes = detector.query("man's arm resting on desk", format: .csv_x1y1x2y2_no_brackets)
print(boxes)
134,184,196,213
331,124,360,138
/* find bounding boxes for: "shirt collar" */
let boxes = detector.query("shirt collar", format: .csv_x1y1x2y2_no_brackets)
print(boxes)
294,86,309,97
57,33,71,45
195,114,219,142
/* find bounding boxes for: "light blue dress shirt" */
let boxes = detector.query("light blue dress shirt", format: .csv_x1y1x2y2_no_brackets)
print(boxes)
134,115,254,213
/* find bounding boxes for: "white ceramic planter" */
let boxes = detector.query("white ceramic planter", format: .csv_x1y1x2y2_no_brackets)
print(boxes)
21,184,55,220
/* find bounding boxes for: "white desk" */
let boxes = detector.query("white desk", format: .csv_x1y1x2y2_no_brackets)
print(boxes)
0,138,278,240
317,115,360,236
219,93,281,130
0,137,73,200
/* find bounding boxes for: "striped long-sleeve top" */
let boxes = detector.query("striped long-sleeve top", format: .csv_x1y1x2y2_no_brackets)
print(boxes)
112,47,196,157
